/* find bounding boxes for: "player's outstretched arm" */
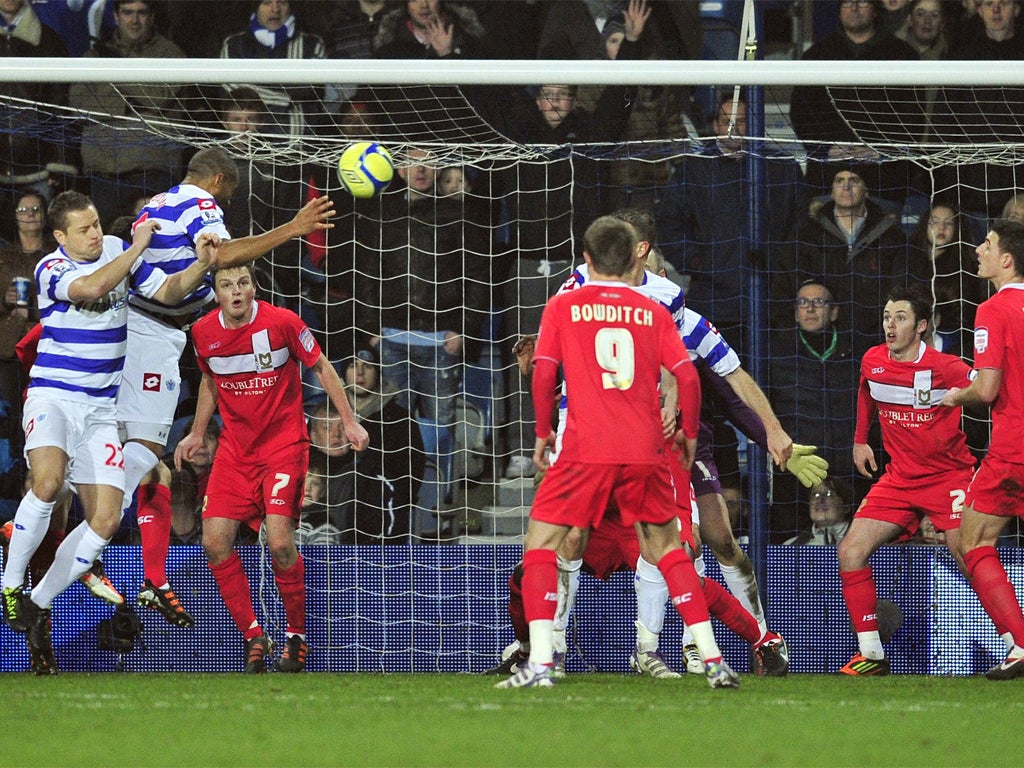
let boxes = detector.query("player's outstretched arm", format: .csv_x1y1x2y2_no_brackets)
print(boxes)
724,366,793,467
66,218,161,302
311,353,369,452
175,373,218,471
156,232,220,305
215,196,336,268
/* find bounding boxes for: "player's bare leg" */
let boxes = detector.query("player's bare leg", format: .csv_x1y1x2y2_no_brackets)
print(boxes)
696,492,767,633
958,505,1024,680
837,516,902,675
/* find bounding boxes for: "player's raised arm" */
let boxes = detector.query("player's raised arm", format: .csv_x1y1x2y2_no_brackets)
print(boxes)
215,196,335,268
155,232,220,305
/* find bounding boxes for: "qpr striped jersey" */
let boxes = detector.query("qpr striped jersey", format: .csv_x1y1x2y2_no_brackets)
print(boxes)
31,236,169,405
130,183,232,319
190,300,321,460
856,341,974,481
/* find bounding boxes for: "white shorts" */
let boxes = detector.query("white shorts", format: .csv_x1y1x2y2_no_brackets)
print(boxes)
23,394,125,492
116,307,188,444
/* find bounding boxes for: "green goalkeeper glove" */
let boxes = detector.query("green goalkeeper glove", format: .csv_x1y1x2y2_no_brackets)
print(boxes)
786,444,829,488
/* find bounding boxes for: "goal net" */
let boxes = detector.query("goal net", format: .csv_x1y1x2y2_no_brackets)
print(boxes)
0,56,1015,671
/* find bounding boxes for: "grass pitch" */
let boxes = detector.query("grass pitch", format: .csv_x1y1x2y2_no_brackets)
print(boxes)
3,672,1017,767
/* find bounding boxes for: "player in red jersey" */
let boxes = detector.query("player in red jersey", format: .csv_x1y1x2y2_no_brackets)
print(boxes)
940,218,1024,681
175,264,368,673
838,286,976,676
496,216,739,689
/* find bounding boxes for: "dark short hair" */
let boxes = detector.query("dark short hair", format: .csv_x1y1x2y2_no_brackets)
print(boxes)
887,285,933,326
210,262,256,286
48,191,95,232
610,207,657,245
186,147,240,188
583,216,636,278
114,0,155,12
991,218,1024,277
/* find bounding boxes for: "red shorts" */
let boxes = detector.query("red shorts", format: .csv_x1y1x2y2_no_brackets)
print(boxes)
855,467,973,536
531,460,676,530
583,506,641,580
202,444,308,532
583,504,692,580
966,455,1024,518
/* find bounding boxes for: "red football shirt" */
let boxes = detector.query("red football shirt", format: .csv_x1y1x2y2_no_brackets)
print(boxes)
856,341,974,480
533,281,696,464
190,300,320,459
973,284,1024,463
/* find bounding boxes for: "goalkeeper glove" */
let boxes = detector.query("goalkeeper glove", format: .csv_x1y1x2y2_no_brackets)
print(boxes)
786,444,829,488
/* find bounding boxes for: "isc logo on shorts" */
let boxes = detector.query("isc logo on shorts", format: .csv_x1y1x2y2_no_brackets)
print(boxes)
143,373,162,392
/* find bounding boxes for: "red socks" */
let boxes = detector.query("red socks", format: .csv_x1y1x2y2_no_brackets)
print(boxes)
703,577,760,644
841,567,879,633
658,547,711,628
137,481,172,586
964,546,1024,647
521,548,558,623
209,552,259,639
273,555,306,636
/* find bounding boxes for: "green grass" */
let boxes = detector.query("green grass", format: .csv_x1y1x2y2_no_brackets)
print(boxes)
3,672,1019,767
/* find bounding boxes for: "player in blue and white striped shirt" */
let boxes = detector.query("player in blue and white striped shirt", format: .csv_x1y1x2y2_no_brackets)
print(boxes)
0,191,217,674
114,147,334,628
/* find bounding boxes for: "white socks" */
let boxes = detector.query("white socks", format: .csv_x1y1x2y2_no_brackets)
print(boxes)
553,556,581,655
31,520,109,609
634,555,669,640
719,559,768,635
121,441,160,510
857,631,885,661
1,490,55,590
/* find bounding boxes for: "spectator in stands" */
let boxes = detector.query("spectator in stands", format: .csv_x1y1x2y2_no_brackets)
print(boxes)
373,0,488,58
307,398,357,533
343,344,425,543
935,0,1024,216
168,464,201,545
577,2,695,212
908,201,988,358
657,93,805,363
483,72,637,478
537,0,663,60
323,0,394,109
0,0,75,210
768,279,859,540
897,0,949,57
327,0,393,59
178,416,219,504
772,167,916,358
69,0,187,227
783,478,853,546
879,0,914,34
215,87,309,317
220,0,326,136
294,451,340,544
950,0,1024,55
0,192,51,506
1003,191,1024,222
789,0,921,206
352,148,488,508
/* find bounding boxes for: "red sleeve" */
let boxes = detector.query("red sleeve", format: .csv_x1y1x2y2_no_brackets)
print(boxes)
672,359,701,439
15,323,41,372
854,366,875,444
532,359,559,440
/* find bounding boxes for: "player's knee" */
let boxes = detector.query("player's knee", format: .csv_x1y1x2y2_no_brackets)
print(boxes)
90,506,124,539
29,473,66,504
561,527,585,559
268,539,298,568
202,532,234,565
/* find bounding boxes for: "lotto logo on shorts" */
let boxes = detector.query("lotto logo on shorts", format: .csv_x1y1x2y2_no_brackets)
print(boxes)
143,373,162,392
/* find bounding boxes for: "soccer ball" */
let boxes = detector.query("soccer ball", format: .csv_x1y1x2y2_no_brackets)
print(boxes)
337,141,394,198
